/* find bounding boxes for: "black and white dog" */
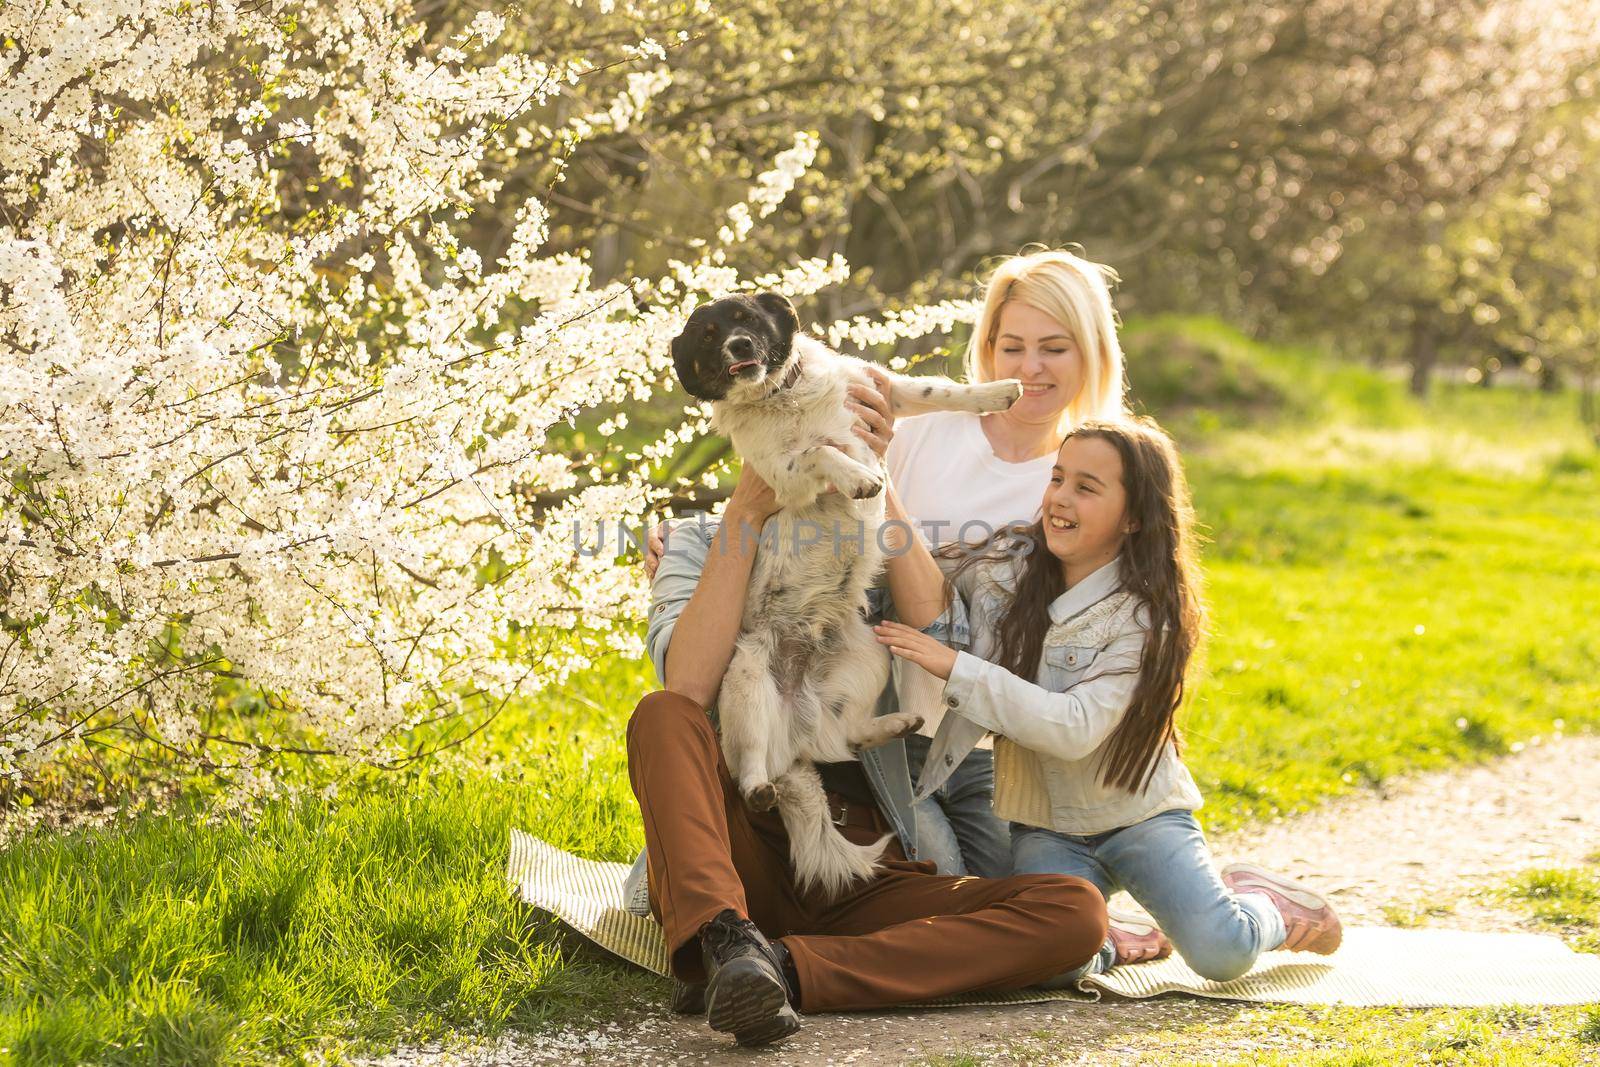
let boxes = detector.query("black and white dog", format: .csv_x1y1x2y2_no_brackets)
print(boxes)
669,291,1021,897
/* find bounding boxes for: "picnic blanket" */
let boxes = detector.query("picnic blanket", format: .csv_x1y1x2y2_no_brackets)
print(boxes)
509,830,1600,1008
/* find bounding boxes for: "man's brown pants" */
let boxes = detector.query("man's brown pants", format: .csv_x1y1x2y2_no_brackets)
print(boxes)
627,689,1108,1012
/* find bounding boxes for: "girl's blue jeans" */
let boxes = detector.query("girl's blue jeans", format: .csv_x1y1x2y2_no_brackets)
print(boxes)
1013,809,1288,983
903,733,1011,878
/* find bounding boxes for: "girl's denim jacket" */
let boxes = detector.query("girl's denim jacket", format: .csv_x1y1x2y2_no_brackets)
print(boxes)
915,553,1203,836
620,515,969,915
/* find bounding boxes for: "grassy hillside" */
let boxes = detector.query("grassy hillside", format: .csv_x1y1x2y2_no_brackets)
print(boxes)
3,317,1598,1064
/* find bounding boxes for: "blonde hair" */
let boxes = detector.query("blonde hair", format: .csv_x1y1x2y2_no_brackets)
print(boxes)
964,247,1128,436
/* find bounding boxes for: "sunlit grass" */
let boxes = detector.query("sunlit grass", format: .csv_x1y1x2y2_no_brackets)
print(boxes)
1508,859,1600,954
0,659,658,1066
1187,452,1600,827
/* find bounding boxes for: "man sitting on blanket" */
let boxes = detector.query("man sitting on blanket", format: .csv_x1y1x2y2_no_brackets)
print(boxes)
625,429,1108,1047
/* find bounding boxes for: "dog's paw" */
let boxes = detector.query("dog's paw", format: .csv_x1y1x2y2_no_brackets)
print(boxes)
847,712,924,752
848,476,884,500
831,466,883,500
975,378,1024,412
744,782,779,811
891,714,924,738
873,711,923,740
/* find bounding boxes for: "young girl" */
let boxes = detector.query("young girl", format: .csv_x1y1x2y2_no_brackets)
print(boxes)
872,418,1342,981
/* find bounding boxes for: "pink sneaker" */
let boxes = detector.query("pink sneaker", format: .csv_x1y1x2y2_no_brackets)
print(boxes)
1107,910,1173,966
1221,863,1343,955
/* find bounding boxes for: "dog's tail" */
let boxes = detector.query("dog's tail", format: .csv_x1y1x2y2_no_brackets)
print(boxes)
773,762,888,901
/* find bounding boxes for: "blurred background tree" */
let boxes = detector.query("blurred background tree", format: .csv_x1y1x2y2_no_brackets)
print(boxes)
1439,104,1600,436
485,0,1599,416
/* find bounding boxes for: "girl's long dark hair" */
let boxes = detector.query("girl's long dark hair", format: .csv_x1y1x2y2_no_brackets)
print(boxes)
940,417,1205,793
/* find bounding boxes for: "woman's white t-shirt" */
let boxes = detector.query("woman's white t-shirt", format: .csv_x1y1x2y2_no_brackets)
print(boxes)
886,410,1054,548
885,410,1057,737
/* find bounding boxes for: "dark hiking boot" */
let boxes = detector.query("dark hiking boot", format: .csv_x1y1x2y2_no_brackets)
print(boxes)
699,909,800,1047
669,978,705,1014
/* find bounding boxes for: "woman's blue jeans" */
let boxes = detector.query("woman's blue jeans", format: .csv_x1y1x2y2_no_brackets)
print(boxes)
902,733,1011,878
1013,809,1287,983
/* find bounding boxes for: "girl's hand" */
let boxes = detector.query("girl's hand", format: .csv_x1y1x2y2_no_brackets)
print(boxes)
872,621,957,680
643,519,671,580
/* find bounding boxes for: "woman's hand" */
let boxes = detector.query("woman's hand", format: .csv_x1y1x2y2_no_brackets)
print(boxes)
872,621,958,680
849,368,896,459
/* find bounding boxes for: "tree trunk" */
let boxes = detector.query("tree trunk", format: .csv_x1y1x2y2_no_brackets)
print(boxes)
1580,368,1598,446
1408,318,1437,397
1539,360,1562,393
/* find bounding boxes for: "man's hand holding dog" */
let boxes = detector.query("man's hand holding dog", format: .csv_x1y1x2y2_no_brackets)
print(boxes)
872,621,957,680
643,466,778,579
726,463,780,528
716,464,781,556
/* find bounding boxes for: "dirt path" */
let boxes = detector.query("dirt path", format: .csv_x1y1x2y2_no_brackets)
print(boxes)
370,735,1600,1066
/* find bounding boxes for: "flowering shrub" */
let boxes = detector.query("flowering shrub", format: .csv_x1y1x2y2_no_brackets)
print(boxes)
0,1,965,793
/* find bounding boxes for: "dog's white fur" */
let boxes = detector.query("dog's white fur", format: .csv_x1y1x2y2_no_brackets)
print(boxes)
709,332,1021,898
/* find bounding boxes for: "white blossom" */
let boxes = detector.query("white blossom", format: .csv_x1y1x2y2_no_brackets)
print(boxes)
0,0,890,788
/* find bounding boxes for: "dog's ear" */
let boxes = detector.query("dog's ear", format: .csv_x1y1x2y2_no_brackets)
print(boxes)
754,291,799,336
670,332,694,390
670,306,721,400
671,335,715,400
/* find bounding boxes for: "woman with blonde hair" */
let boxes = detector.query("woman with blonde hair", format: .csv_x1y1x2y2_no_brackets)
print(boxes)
874,246,1129,879
888,246,1128,548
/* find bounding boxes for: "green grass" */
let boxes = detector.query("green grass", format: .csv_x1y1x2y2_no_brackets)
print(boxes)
1508,854,1600,954
4,317,1599,1064
0,663,660,1066
1124,314,1414,430
1185,451,1600,827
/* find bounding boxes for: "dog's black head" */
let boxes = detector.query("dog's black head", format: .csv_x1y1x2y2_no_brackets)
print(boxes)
670,291,800,401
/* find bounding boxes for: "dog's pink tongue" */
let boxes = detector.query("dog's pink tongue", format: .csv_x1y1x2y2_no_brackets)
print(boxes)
727,359,760,375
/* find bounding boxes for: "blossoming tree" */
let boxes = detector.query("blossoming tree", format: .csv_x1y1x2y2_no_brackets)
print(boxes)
0,0,964,793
